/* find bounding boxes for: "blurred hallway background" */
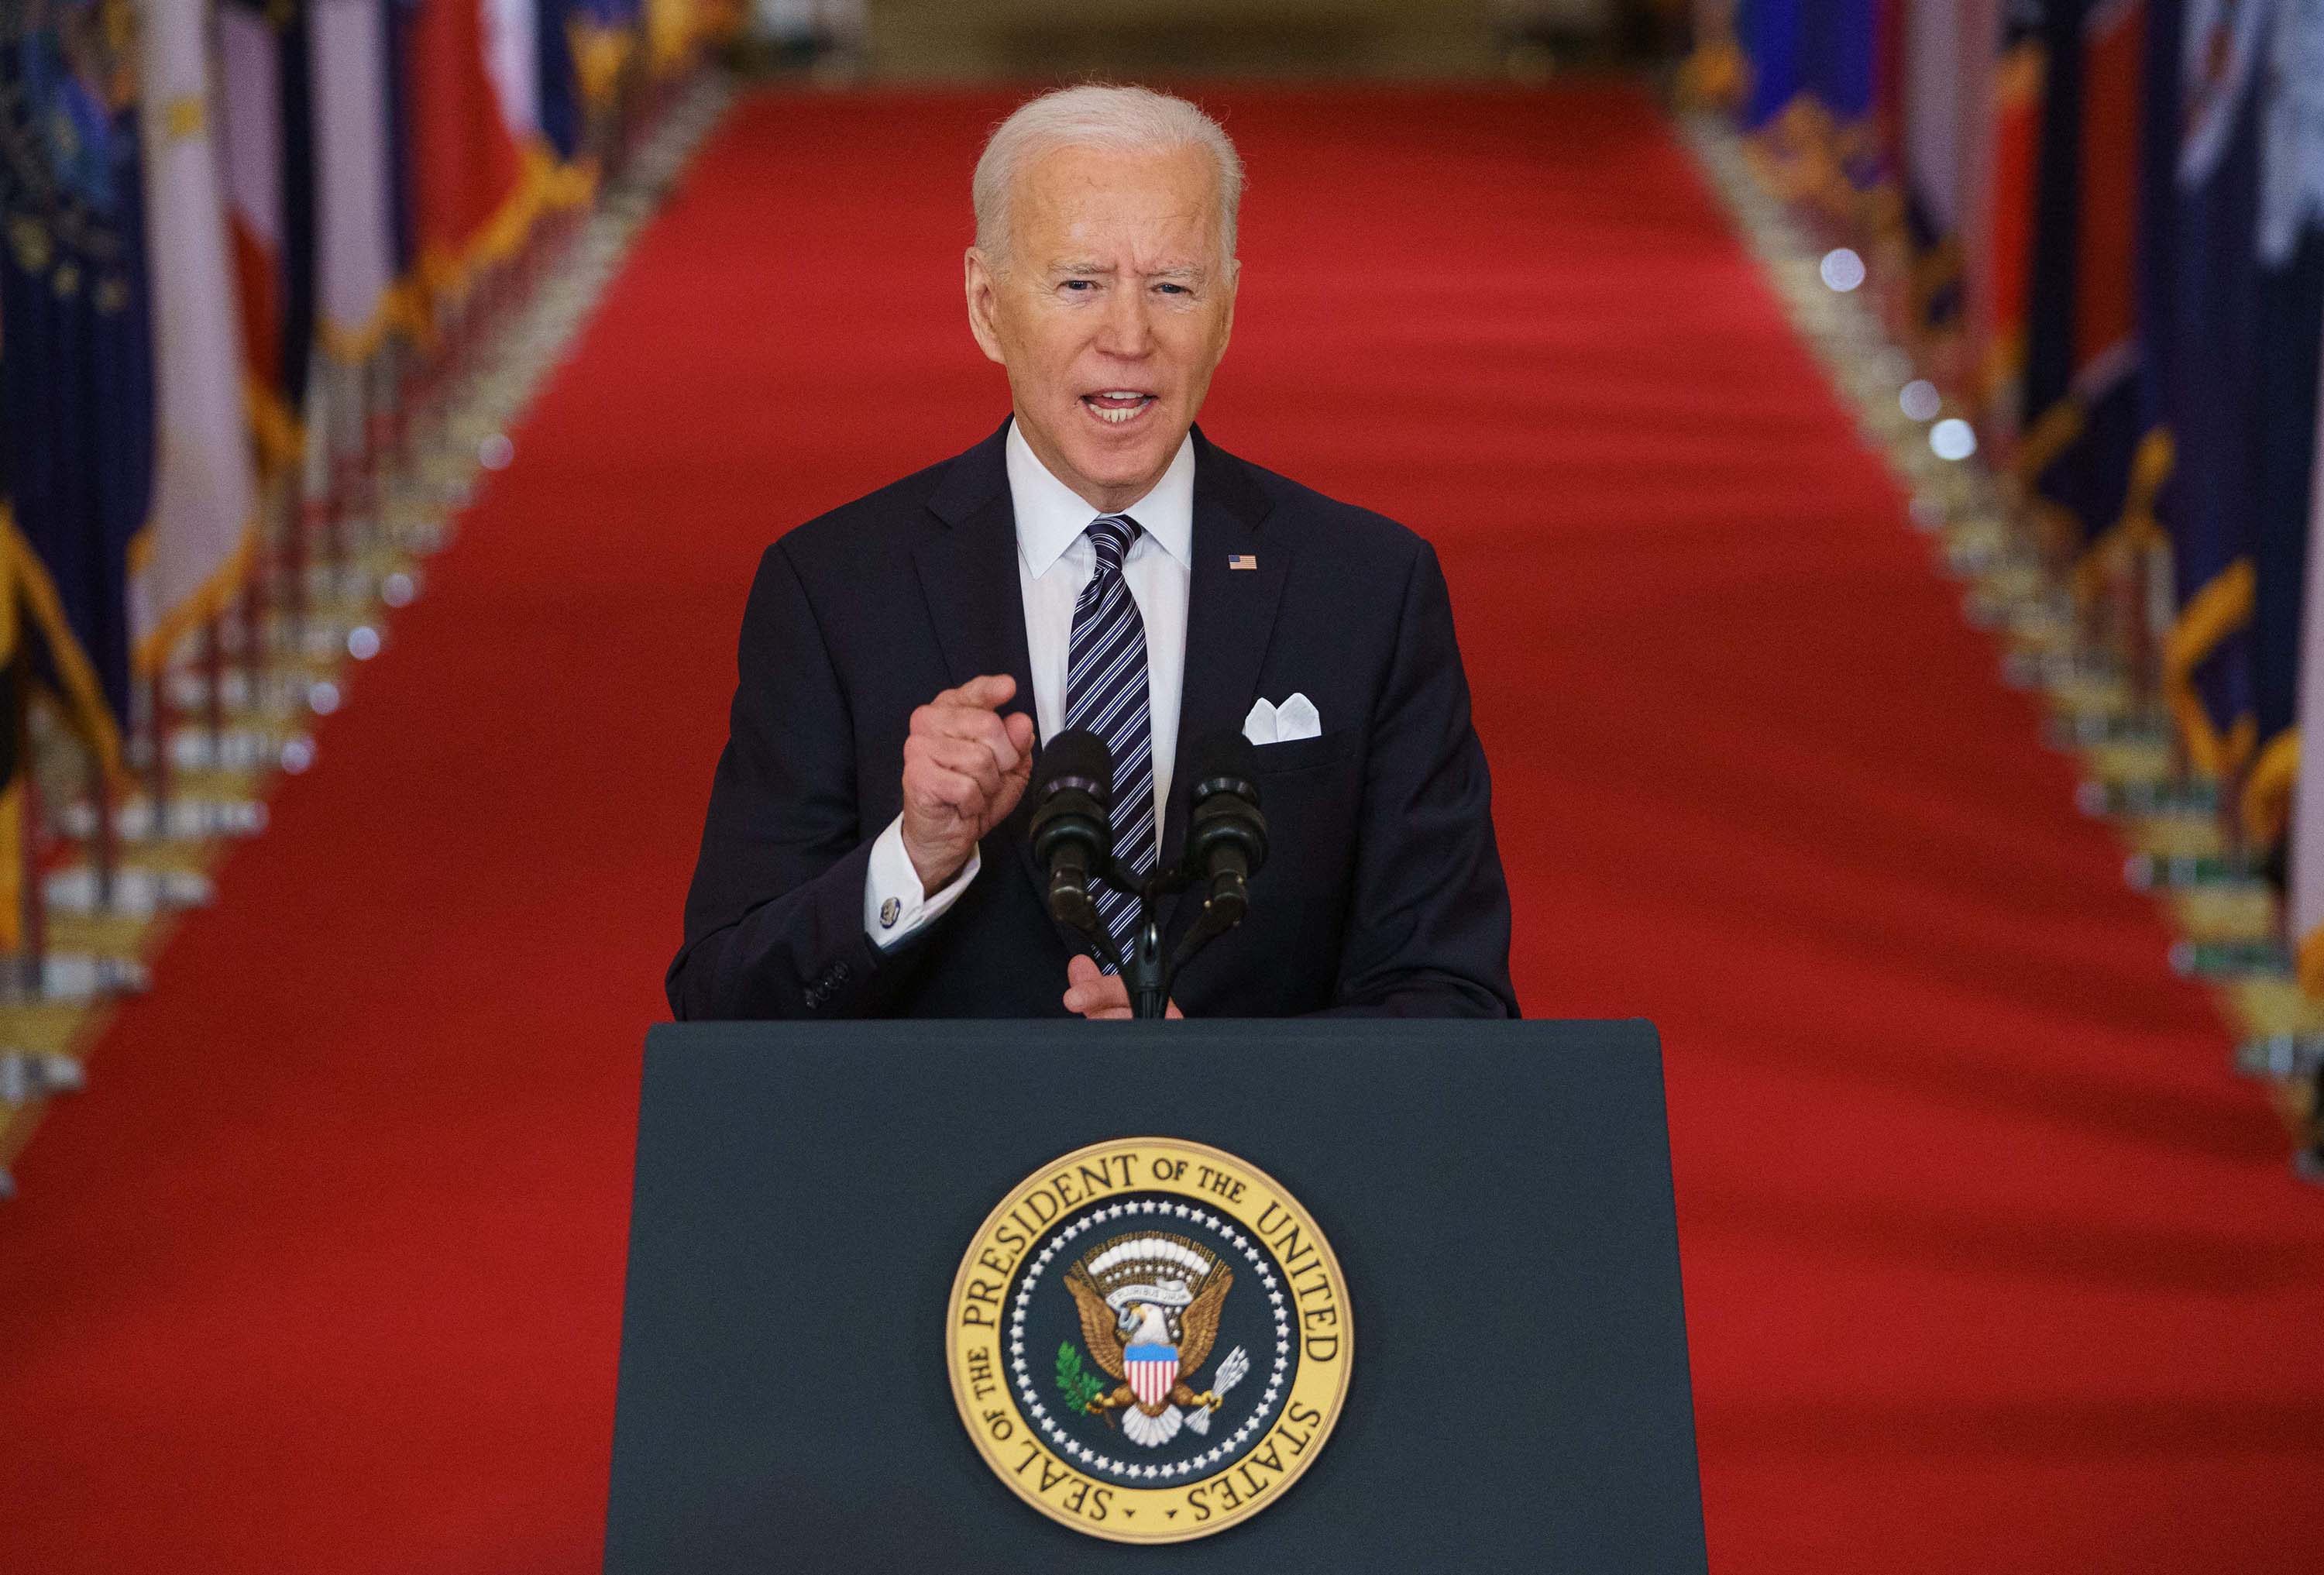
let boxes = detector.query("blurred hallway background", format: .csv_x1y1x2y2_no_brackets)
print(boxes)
1,2,2320,1571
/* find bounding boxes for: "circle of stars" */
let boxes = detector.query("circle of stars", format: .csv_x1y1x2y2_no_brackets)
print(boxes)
1008,1197,1294,1485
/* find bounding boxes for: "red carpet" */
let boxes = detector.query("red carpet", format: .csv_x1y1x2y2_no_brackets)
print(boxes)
3,84,2319,1571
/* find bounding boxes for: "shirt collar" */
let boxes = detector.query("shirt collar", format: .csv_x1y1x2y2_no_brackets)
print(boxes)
1006,418,1195,577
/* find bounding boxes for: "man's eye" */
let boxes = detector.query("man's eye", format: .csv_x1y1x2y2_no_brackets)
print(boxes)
1061,280,1096,292
1155,283,1189,295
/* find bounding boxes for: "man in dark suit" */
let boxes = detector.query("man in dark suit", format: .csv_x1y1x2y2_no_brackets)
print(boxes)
669,84,1514,1021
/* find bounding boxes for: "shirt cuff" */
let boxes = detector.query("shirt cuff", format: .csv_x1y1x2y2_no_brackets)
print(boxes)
865,813,979,949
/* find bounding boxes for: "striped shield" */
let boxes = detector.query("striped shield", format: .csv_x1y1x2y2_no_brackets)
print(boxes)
1124,1343,1179,1409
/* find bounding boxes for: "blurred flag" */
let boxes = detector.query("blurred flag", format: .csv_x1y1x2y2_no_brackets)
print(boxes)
646,0,701,75
0,549,18,951
2156,0,2270,779
2057,0,2186,622
311,0,405,363
218,0,317,476
569,0,639,111
2018,0,2147,561
0,0,150,783
2240,0,2324,845
1899,0,1999,370
486,0,592,204
1739,0,1886,215
537,0,585,162
1803,0,1882,136
1679,0,1750,108
1741,0,1804,127
1965,1,2044,432
1810,0,1888,211
138,0,260,678
404,0,527,303
483,0,538,147
2284,322,2324,988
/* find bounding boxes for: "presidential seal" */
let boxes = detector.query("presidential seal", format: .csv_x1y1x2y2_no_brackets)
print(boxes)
947,1138,1351,1543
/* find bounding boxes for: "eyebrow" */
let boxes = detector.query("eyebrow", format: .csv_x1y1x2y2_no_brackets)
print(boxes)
1050,261,1206,280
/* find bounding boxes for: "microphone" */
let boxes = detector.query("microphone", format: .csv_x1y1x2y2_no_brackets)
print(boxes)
1028,729,1113,935
1180,731,1267,927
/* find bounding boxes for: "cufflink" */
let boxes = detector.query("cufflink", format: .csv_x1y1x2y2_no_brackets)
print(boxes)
880,896,901,930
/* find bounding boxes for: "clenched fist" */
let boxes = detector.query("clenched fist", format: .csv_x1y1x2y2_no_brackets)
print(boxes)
900,673,1037,896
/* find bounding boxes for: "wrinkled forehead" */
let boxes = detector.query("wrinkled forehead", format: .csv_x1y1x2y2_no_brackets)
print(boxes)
1010,143,1226,266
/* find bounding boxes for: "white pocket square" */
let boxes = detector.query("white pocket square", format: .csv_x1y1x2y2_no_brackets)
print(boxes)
1243,693,1322,745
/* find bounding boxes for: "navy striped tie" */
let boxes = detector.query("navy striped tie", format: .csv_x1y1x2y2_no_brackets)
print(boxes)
1065,514,1156,968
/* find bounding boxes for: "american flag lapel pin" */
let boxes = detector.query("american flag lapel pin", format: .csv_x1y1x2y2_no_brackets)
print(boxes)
1228,554,1258,571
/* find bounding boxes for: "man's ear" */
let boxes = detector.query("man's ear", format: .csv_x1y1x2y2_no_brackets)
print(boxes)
964,249,1008,366
1215,257,1239,356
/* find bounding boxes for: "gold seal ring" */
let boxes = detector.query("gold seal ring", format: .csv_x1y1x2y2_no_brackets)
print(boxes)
947,1137,1353,1542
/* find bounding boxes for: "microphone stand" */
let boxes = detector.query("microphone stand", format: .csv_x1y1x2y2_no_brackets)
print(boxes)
1079,861,1251,1020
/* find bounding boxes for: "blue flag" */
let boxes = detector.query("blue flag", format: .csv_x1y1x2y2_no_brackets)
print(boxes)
2243,0,2324,841
2023,0,2091,543
1741,0,1807,130
538,0,584,162
2157,0,2270,779
1798,0,1878,132
1738,0,1884,216
2021,0,2150,569
0,1,151,772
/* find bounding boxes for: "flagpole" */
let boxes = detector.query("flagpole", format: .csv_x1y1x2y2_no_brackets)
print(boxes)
17,695,40,1001
202,617,226,757
144,672,170,865
89,743,116,921
241,568,266,720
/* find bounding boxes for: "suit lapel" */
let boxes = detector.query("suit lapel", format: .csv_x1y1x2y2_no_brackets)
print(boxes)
913,425,1063,937
1164,433,1286,872
1153,435,1285,961
914,497,1032,700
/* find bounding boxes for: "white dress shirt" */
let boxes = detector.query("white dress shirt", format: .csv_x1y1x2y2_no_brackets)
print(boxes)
863,421,1196,946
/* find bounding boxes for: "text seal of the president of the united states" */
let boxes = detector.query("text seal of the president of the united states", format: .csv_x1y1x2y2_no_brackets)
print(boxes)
947,1137,1352,1542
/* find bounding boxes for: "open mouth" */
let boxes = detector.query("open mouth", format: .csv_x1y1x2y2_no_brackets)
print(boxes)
1081,390,1158,426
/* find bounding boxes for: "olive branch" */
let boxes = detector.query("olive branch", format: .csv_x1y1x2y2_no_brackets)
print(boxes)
1054,1342,1110,1416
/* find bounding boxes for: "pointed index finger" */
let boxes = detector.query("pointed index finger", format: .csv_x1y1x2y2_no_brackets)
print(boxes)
936,673,1018,712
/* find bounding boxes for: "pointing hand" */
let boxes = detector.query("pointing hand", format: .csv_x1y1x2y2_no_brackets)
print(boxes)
899,674,1037,895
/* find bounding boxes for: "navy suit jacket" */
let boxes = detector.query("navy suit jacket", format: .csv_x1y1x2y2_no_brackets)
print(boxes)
668,422,1517,1019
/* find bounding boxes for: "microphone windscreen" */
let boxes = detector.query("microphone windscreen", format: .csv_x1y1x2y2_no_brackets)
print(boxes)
1035,728,1113,806
1184,730,1261,802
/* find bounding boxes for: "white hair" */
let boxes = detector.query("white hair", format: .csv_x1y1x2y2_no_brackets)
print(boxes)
971,84,1244,270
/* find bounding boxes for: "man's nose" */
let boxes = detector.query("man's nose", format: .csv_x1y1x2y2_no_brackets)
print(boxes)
1095,284,1154,359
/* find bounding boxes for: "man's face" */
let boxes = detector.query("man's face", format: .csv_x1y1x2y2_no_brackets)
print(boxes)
966,142,1236,512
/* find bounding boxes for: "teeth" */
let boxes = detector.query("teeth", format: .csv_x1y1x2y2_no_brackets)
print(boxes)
1098,405,1137,423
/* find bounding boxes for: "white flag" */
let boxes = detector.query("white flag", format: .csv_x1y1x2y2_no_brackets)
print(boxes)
2259,0,2324,269
1902,0,1969,243
485,0,542,143
311,0,400,361
2287,322,2324,994
136,0,259,674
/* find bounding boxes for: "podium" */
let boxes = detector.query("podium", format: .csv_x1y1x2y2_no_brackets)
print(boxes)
605,1020,1705,1571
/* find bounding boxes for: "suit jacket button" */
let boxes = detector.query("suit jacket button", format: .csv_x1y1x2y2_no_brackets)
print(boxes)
832,961,851,982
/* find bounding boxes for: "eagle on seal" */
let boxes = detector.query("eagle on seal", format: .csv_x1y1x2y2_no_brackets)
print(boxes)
1063,1233,1236,1449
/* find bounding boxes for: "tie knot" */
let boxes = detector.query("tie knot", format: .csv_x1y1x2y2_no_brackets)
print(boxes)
1086,514,1140,575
